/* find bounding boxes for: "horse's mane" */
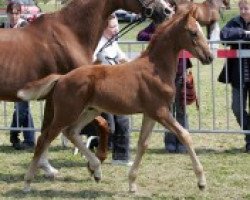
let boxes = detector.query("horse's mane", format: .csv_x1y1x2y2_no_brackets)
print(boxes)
60,0,97,18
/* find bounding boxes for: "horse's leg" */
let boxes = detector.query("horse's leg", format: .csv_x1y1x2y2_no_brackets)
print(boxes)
156,108,206,190
36,99,59,178
63,108,102,181
128,115,155,192
24,122,63,192
93,116,110,163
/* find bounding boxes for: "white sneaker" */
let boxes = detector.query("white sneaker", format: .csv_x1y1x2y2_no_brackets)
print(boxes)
112,160,133,166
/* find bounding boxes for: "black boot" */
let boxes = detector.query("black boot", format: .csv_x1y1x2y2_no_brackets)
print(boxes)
164,132,177,153
245,134,250,153
176,140,187,154
10,132,23,150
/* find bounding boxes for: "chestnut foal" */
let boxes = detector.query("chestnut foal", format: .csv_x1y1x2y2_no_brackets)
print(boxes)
18,5,213,192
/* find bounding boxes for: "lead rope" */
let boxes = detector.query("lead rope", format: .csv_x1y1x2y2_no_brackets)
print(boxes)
97,17,145,54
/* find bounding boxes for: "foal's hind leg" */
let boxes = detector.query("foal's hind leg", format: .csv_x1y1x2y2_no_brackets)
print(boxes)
63,108,102,182
128,115,155,192
157,109,206,190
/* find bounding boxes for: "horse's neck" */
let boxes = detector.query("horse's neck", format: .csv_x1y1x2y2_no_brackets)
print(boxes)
59,0,117,53
145,36,180,83
56,0,142,55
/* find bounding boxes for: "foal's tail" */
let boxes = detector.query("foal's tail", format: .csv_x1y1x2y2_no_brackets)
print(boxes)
17,74,61,101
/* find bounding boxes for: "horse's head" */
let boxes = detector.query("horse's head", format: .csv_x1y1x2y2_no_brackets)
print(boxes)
130,0,174,23
180,6,213,64
222,0,231,10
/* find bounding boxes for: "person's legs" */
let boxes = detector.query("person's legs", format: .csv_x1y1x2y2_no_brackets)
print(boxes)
18,101,35,147
10,107,21,147
175,105,188,153
112,115,131,165
231,86,249,151
165,75,188,153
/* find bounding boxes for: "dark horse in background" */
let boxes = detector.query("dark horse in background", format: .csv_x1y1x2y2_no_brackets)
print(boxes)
18,4,213,192
0,0,172,181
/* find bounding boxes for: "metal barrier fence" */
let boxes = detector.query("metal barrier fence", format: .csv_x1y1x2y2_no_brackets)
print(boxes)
1,40,250,134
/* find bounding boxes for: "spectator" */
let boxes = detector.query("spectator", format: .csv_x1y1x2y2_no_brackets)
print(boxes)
2,2,35,150
93,14,132,166
218,0,250,153
137,20,192,153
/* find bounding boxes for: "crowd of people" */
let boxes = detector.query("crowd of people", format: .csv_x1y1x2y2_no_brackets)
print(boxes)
1,0,250,156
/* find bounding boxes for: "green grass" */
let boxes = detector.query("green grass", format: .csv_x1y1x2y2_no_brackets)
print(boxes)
0,131,249,199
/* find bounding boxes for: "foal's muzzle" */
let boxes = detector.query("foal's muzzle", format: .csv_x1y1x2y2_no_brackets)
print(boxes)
201,54,214,65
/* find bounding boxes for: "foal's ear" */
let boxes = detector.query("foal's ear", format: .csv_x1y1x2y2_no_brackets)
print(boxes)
188,4,198,19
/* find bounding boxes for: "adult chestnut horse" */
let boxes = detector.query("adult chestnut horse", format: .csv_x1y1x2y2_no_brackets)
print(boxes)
18,4,213,192
191,0,230,39
174,0,230,39
0,0,172,178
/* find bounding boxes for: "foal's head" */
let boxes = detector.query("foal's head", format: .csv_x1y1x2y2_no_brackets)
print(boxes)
124,0,174,23
150,5,213,64
179,9,213,64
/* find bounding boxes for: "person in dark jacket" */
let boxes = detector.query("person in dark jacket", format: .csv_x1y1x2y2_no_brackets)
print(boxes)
137,21,192,153
218,0,250,153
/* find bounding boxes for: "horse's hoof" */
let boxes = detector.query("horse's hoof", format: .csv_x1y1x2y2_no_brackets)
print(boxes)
44,169,59,179
94,176,101,182
129,183,138,193
198,183,206,191
23,182,31,193
87,162,102,182
198,176,206,191
23,186,31,193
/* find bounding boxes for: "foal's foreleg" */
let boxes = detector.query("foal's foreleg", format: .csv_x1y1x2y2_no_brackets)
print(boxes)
128,115,155,193
93,116,110,163
160,112,206,190
63,109,102,182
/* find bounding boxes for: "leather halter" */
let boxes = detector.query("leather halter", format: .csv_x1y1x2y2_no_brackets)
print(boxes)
137,0,155,18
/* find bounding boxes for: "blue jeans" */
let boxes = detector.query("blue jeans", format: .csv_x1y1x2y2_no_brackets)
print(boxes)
10,101,35,145
102,113,130,161
232,86,250,144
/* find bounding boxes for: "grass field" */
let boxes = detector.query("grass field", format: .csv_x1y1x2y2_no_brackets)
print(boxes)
0,2,249,200
0,131,249,200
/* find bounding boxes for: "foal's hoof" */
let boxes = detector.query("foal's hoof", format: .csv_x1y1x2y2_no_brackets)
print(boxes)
44,168,59,179
198,183,206,191
87,162,102,182
23,181,31,193
94,176,101,183
198,176,206,191
129,183,138,193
